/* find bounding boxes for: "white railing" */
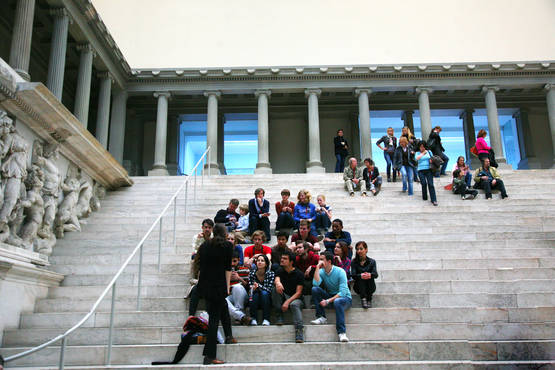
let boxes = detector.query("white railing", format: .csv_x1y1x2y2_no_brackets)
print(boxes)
4,147,212,369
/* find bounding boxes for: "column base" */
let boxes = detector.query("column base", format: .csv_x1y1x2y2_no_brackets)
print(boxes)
306,161,325,173
469,156,481,171
148,165,170,176
518,157,542,170
494,158,512,170
254,162,272,174
167,163,178,176
203,162,221,175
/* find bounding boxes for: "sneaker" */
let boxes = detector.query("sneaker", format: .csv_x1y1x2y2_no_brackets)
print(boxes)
250,319,258,326
225,336,237,344
276,314,284,326
387,178,391,183
262,319,270,326
240,315,252,326
361,192,368,197
349,192,354,197
338,333,349,342
311,317,327,325
432,202,438,206
361,297,368,309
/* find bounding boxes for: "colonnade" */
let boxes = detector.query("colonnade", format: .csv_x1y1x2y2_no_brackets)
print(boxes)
6,0,555,173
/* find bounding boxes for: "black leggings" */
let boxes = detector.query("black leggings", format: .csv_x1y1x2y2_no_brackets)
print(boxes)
353,279,376,300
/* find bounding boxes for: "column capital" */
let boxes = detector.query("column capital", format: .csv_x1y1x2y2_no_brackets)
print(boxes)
204,90,221,99
512,108,528,119
97,71,113,82
49,7,68,18
459,108,475,119
76,43,96,57
304,88,322,98
354,88,372,97
545,83,555,92
415,87,433,95
154,91,171,99
482,85,499,94
254,89,271,98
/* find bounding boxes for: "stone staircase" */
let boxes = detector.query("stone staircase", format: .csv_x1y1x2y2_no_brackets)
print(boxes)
1,170,555,369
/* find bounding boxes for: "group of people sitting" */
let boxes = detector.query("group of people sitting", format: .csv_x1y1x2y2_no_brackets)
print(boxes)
189,192,378,349
342,126,509,203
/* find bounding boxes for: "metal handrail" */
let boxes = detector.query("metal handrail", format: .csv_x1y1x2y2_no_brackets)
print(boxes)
4,147,212,368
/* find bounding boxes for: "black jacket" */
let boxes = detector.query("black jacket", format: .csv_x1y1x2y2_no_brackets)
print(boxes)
197,239,232,301
334,136,348,156
214,208,239,226
362,166,380,183
393,145,417,169
350,256,378,281
376,135,397,153
427,131,445,155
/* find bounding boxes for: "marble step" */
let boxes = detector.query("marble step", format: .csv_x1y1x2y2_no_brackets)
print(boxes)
4,322,555,347
3,340,555,367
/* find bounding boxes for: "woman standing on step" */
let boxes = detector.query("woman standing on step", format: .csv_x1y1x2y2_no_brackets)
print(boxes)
350,241,378,309
415,142,438,206
197,223,236,365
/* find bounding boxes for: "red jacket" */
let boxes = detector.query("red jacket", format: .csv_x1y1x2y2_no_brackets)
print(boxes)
275,200,295,216
295,251,319,274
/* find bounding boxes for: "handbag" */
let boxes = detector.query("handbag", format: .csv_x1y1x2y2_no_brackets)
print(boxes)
470,146,478,156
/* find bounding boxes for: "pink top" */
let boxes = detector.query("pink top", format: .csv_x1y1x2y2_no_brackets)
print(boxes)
475,137,491,154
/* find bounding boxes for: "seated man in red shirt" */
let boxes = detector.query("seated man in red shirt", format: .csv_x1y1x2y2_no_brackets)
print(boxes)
290,220,321,252
243,230,272,268
294,241,320,297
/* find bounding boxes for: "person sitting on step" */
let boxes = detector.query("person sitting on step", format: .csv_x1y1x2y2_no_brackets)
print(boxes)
214,198,240,232
226,232,244,266
243,230,272,269
272,250,305,342
323,219,352,256
271,231,290,272
290,219,321,252
343,157,367,197
452,168,478,200
311,252,352,343
294,241,320,299
362,158,382,196
473,158,508,200
226,251,252,326
333,241,352,281
452,156,472,188
248,188,271,242
314,194,332,236
275,188,295,233
234,204,249,244
191,218,213,259
248,254,275,326
350,241,378,309
293,189,318,236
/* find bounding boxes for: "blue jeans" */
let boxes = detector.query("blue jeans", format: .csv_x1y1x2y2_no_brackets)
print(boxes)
464,171,472,187
418,169,437,203
250,289,271,322
311,286,352,334
383,152,396,180
314,212,331,231
400,165,414,195
335,154,346,173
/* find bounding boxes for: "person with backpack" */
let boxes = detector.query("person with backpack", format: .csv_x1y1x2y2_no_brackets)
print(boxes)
427,126,449,177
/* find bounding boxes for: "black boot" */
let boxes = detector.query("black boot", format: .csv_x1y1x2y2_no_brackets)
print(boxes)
295,325,304,343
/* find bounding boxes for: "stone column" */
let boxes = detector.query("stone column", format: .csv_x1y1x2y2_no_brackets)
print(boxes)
514,109,539,169
355,88,372,160
402,110,414,133
95,72,112,149
217,113,226,174
416,88,433,140
204,91,221,174
9,0,35,81
255,90,272,173
166,114,178,175
482,86,506,164
46,8,69,100
546,84,555,168
73,44,94,128
108,89,128,164
148,92,171,176
460,108,480,168
304,89,325,173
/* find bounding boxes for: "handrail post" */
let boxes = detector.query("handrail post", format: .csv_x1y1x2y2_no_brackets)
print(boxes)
59,336,67,370
106,282,117,365
136,244,144,311
184,181,188,223
201,156,205,186
173,197,177,248
158,219,163,272
194,166,197,202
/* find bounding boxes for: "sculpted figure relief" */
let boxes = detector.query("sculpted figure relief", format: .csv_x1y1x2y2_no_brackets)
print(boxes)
55,165,82,238
20,166,45,252
76,178,93,221
33,141,61,241
90,182,105,212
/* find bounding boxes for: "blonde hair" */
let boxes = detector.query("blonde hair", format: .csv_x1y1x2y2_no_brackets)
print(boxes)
399,136,409,146
251,230,266,242
239,204,249,214
317,194,326,202
297,189,312,203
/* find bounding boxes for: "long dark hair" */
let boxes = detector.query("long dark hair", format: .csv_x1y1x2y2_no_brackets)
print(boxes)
355,241,368,262
211,223,227,248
